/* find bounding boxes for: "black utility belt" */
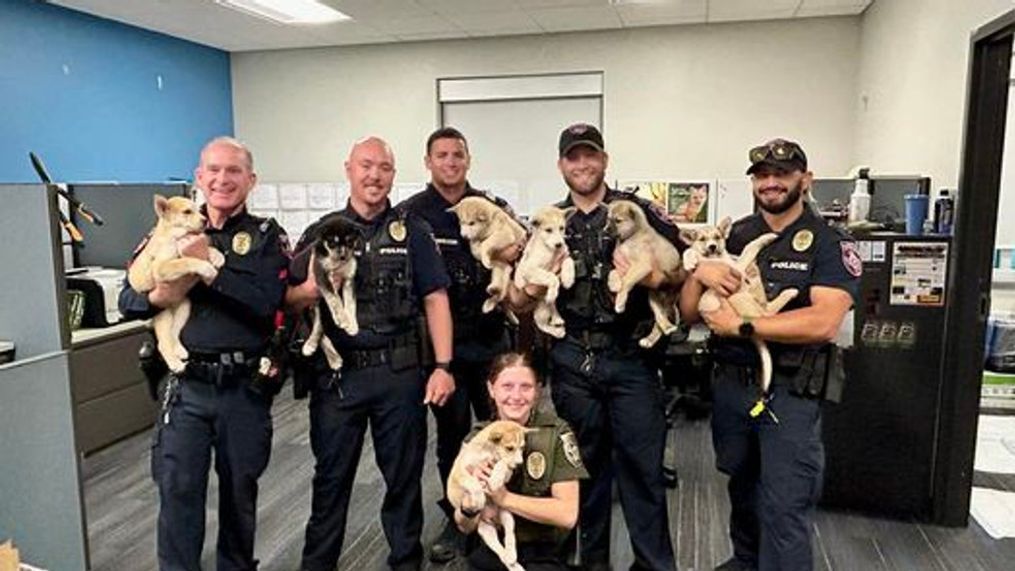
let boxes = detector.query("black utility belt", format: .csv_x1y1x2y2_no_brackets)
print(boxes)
564,331,633,352
184,350,261,386
341,342,420,372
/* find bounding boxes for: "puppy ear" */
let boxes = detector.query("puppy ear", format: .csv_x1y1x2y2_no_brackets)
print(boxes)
718,216,733,237
679,228,697,245
531,216,542,229
153,195,169,218
488,427,504,445
446,203,461,215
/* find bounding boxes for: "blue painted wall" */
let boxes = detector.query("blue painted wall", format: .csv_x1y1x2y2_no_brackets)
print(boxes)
0,0,233,182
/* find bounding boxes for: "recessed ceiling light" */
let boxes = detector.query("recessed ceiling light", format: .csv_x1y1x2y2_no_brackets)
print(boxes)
214,0,351,25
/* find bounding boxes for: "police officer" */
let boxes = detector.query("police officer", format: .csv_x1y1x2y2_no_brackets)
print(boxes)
679,139,860,571
118,136,290,570
511,124,680,571
454,352,587,571
399,127,520,562
287,136,454,571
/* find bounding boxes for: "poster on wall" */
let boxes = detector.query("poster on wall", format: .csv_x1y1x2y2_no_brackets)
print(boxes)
620,180,713,224
890,241,949,306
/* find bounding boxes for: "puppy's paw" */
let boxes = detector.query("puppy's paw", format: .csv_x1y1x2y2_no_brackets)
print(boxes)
342,321,359,336
607,270,622,293
198,264,218,281
166,357,186,374
482,297,498,314
208,248,226,268
175,345,189,360
614,293,629,313
506,563,525,571
302,339,319,357
639,337,657,349
544,284,559,304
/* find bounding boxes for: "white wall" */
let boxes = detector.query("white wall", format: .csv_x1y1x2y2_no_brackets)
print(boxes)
853,0,1013,191
232,17,861,188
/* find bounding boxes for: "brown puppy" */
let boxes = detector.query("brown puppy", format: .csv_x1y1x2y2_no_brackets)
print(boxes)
606,200,684,348
448,420,530,571
513,206,576,338
680,217,798,393
448,196,527,315
128,195,224,373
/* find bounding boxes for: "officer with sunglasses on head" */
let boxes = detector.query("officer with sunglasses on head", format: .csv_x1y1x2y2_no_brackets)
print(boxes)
679,139,860,571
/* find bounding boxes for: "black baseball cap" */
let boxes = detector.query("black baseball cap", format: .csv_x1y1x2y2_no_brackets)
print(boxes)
746,138,808,175
559,123,605,157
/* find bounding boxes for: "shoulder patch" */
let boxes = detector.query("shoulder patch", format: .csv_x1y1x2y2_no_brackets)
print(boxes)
560,431,584,469
840,241,863,277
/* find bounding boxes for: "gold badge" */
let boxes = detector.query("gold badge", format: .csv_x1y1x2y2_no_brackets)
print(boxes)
792,229,814,252
388,220,406,242
232,231,252,255
561,432,583,469
526,452,546,480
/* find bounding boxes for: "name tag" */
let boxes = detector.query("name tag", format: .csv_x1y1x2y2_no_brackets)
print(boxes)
378,246,408,255
434,237,459,246
770,260,810,272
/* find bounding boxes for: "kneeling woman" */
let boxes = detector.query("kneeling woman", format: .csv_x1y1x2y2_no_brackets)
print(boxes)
455,352,588,571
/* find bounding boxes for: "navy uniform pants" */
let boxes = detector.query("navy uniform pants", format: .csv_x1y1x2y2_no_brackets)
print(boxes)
468,541,567,571
301,364,427,571
549,340,676,571
152,375,274,571
711,364,824,571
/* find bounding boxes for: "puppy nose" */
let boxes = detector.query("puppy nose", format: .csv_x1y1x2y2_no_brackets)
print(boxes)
707,244,718,253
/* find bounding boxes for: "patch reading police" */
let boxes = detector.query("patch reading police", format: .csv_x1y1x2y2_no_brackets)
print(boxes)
388,220,407,242
792,229,814,252
560,432,583,469
841,241,863,277
526,451,546,480
232,231,252,255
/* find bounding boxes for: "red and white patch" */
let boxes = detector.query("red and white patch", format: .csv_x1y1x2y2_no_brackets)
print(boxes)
840,241,862,277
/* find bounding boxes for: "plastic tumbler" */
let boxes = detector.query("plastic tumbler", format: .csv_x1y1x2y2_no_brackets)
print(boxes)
904,194,929,235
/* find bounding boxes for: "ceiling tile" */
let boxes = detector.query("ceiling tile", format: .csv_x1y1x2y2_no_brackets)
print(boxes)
529,6,624,33
443,9,544,34
328,0,434,20
707,0,798,23
366,14,462,35
615,1,707,27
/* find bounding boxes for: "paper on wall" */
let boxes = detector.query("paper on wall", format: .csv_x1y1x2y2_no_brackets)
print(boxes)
278,184,308,210
307,183,337,209
248,183,279,209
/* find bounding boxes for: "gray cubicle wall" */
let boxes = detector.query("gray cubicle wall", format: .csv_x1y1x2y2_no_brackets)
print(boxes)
0,184,89,569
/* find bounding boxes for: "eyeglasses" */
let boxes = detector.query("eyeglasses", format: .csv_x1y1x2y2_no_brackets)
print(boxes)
749,141,804,164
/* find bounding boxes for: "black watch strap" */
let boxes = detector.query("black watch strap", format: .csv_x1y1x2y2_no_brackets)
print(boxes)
738,319,755,338
434,361,451,372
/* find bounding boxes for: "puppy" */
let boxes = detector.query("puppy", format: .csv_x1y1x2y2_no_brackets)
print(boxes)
605,200,684,348
680,217,798,393
513,206,576,338
448,196,527,315
301,217,362,370
448,420,530,571
128,195,224,373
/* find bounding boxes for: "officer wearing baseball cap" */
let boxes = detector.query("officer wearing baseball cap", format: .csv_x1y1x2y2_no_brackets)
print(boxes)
680,138,859,571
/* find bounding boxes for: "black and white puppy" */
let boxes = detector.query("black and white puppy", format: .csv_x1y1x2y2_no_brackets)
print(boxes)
301,217,362,370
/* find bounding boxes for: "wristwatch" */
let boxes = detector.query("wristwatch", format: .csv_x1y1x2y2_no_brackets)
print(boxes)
434,361,452,373
738,318,755,338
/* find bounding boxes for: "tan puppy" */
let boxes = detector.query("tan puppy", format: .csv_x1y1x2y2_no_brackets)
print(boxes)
513,206,576,338
680,217,798,393
448,420,530,571
301,216,361,371
605,200,684,348
128,195,224,373
448,196,527,314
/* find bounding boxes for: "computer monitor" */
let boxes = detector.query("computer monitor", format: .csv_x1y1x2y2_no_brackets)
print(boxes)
811,178,854,212
869,176,931,228
68,183,190,269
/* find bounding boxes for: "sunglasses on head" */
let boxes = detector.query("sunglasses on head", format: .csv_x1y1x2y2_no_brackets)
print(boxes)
749,141,804,164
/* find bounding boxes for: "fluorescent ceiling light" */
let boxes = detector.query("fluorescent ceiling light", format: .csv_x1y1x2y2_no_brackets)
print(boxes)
214,0,351,25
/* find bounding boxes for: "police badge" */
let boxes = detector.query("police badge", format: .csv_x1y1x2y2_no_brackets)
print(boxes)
526,451,546,480
232,231,252,255
388,220,406,242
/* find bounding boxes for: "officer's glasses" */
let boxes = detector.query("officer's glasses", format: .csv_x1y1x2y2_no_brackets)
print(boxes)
749,142,804,164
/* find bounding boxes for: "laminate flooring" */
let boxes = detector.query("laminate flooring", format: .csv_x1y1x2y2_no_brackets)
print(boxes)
83,391,1015,570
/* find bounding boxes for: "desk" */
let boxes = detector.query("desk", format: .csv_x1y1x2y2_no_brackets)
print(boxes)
70,320,156,455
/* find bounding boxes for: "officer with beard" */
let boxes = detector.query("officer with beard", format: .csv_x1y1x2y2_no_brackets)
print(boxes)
679,139,860,571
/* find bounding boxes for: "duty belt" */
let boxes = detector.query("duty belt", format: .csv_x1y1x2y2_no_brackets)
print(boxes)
340,332,420,372
564,330,618,351
184,350,258,386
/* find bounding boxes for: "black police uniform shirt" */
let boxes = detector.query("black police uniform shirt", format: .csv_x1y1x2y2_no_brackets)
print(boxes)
399,183,516,344
555,188,684,340
711,205,861,365
468,406,588,546
288,200,450,350
119,207,290,353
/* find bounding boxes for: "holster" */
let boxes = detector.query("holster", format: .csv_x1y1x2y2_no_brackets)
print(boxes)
774,344,841,401
138,335,169,402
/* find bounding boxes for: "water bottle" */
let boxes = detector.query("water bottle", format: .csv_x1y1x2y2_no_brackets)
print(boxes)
848,168,871,225
934,189,955,234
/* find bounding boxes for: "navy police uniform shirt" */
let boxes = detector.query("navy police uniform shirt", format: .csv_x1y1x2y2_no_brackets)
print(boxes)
713,205,861,365
118,207,290,353
399,183,517,343
289,200,450,349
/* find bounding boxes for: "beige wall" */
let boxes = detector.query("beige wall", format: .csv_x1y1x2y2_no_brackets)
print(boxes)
232,17,861,185
853,0,1012,190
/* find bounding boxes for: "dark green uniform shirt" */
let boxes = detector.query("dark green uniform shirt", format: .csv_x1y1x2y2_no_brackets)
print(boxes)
469,406,589,546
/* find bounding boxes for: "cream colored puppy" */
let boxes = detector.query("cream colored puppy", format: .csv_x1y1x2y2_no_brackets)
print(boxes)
605,200,684,348
448,196,527,314
680,217,798,393
448,420,530,571
128,195,224,373
513,206,576,338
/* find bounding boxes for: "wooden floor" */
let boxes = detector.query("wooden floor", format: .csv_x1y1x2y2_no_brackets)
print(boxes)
83,390,1015,571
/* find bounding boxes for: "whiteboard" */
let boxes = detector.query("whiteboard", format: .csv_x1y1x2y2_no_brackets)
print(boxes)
442,96,601,215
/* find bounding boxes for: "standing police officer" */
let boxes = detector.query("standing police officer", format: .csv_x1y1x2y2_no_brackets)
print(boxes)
399,127,519,563
512,124,680,571
119,137,290,570
679,139,859,571
287,136,454,571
